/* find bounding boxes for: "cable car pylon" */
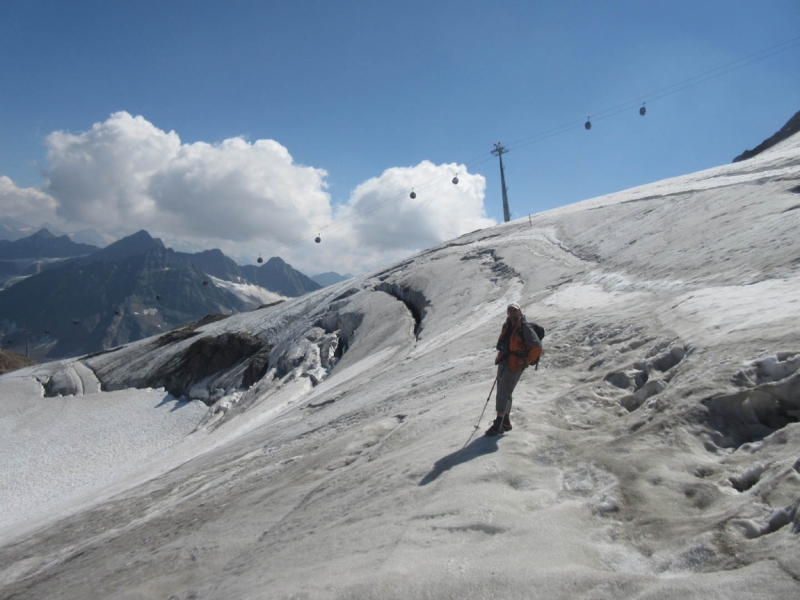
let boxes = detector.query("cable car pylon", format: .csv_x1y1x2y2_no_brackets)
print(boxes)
491,143,511,223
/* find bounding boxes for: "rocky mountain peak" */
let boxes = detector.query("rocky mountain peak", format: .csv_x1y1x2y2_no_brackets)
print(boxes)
30,228,57,240
86,229,165,263
733,109,800,162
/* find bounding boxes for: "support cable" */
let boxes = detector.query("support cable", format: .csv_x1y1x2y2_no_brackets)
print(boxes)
258,35,800,258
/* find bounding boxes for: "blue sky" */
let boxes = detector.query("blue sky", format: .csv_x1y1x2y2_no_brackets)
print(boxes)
1,0,798,272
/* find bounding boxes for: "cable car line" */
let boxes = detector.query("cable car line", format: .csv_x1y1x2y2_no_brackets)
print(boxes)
257,162,469,260
504,35,800,153
254,34,800,260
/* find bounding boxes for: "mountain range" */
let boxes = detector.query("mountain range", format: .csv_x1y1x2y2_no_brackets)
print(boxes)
0,228,99,259
0,229,335,359
0,217,110,246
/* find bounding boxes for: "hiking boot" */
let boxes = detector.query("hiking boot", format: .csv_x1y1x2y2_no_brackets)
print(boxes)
485,416,504,437
502,415,512,432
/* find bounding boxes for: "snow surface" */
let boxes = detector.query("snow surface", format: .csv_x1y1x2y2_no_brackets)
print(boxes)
1,134,800,599
0,373,207,536
207,275,287,307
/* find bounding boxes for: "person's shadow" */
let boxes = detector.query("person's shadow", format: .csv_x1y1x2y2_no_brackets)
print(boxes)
419,435,500,486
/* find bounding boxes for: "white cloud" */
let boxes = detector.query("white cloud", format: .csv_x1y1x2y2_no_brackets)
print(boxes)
147,137,332,241
0,176,58,221
44,112,332,244
45,113,179,228
335,161,492,253
10,112,495,273
252,161,494,275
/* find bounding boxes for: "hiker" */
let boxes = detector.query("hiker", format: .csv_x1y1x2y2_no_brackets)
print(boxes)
485,303,542,436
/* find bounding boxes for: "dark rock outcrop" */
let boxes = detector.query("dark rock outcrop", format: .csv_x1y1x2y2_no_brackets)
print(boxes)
241,345,273,388
143,332,267,402
733,110,800,162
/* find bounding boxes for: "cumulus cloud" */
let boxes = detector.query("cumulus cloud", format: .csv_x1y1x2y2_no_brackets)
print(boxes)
264,161,495,275
44,112,331,243
148,138,331,241
45,113,179,229
14,112,496,273
0,176,58,221
335,161,492,252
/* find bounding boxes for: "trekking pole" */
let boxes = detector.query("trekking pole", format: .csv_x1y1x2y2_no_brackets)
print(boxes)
472,373,499,432
473,360,507,431
461,373,499,448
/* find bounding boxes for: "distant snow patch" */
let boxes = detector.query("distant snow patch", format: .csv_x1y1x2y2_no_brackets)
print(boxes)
209,275,287,306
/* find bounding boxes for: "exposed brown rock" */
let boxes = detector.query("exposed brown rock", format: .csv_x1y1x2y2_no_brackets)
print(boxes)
0,349,37,374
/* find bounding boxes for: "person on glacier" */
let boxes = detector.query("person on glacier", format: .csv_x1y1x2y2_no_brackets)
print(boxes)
485,303,543,436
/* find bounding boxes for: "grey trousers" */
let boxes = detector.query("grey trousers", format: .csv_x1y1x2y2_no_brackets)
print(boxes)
495,362,523,413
